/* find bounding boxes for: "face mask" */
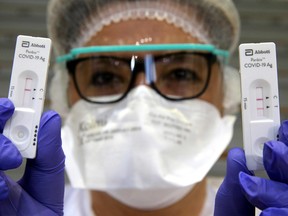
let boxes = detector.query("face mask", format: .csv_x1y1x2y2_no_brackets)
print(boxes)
62,86,236,209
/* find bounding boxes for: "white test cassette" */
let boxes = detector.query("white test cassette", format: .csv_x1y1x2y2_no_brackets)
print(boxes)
3,35,52,158
239,42,280,171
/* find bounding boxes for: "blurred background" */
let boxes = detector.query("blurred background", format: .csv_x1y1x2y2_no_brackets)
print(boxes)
0,0,288,179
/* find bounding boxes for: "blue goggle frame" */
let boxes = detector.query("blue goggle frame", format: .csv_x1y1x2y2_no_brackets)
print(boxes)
56,43,230,63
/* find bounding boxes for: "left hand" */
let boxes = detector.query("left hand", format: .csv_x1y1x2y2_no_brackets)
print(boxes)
214,120,288,216
239,120,288,215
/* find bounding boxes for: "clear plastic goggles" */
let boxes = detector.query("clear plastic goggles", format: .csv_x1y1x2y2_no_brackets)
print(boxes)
57,44,229,104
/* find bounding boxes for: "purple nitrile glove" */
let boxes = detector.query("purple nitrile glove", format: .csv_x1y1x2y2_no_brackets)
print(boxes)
214,147,255,216
239,120,288,216
0,98,65,215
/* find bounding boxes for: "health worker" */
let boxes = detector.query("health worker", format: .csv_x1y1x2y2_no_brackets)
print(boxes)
1,0,288,216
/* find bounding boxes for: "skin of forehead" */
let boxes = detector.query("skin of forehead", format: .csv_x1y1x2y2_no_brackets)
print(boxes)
84,19,202,47
78,19,203,59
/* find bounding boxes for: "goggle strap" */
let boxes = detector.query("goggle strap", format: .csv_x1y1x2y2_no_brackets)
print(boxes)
57,44,230,63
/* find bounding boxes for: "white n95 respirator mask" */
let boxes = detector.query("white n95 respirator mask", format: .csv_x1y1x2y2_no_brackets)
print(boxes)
62,86,236,209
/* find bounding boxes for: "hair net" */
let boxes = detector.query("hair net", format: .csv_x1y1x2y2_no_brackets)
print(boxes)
47,0,241,117
48,0,240,55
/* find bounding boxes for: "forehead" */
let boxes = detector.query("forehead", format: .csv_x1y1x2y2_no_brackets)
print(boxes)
84,19,203,47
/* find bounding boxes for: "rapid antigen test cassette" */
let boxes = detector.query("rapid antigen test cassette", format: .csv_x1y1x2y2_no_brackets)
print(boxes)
239,42,280,171
3,35,51,158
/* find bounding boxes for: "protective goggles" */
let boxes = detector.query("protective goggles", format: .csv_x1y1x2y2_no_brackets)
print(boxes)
57,44,229,104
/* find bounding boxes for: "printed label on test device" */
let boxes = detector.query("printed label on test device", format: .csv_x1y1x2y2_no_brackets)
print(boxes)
19,40,48,61
243,48,274,69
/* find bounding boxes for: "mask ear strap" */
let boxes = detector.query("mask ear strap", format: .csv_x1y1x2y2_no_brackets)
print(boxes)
144,55,156,84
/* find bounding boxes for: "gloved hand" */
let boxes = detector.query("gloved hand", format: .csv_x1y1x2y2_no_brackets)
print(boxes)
214,147,255,216
239,120,288,216
0,98,65,215
214,120,288,216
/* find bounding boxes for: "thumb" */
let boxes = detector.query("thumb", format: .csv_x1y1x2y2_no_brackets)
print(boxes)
19,111,65,215
214,148,255,216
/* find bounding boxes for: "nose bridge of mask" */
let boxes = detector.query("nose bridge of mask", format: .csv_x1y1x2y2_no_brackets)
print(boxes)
127,85,158,101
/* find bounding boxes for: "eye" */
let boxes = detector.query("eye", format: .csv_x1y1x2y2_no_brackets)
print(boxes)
165,68,202,82
90,72,123,86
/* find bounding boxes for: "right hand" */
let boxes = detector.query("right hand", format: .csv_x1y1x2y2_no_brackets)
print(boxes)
0,98,65,215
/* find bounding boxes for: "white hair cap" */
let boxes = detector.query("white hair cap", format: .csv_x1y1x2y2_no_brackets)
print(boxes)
48,0,240,55
47,0,241,117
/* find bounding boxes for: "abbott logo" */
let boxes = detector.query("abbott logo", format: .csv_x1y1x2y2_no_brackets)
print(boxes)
22,41,30,48
245,49,253,56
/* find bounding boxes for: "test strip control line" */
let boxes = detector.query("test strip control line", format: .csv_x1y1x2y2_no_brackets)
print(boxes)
3,35,52,158
239,42,280,171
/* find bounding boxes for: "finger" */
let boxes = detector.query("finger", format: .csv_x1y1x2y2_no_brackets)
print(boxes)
261,207,288,216
0,98,14,133
239,172,288,210
19,111,65,215
221,148,253,187
263,141,288,183
278,120,288,145
214,148,255,216
0,134,22,170
0,172,9,200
